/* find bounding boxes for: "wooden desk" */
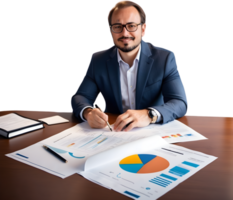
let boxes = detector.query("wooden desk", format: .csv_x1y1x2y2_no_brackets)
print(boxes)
0,110,233,200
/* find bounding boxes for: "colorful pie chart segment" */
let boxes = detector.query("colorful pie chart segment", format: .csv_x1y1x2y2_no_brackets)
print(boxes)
119,154,169,174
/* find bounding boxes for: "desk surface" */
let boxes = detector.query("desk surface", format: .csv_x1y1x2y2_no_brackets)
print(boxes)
0,110,233,200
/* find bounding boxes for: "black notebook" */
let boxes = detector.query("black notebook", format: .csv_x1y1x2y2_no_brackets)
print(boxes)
0,113,44,138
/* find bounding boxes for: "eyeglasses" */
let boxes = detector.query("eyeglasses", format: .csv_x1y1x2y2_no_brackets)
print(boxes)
110,23,142,33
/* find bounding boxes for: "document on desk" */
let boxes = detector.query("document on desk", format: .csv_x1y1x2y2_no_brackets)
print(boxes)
5,122,158,178
6,120,207,179
6,123,107,178
80,135,217,200
130,120,207,143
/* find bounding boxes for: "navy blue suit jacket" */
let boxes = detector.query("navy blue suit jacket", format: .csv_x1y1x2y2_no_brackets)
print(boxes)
72,40,187,124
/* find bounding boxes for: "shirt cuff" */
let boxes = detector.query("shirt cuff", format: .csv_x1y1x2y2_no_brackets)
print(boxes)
148,107,162,123
80,106,93,121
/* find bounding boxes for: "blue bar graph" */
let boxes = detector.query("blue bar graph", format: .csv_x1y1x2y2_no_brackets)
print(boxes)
182,161,199,168
149,176,172,187
169,166,190,177
160,173,177,181
124,191,140,198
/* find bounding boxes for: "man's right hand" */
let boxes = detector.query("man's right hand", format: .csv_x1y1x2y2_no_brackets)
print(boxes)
83,108,108,129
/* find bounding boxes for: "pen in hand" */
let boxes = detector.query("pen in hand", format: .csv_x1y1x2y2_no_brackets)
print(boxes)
95,104,112,131
99,105,112,131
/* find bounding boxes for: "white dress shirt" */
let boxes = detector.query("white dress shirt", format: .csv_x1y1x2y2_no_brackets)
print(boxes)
80,45,162,122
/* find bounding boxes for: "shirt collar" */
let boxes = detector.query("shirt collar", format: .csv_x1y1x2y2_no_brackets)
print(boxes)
117,44,141,64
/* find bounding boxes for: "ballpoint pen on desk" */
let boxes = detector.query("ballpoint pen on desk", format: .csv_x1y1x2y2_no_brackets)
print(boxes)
95,104,112,131
99,105,112,131
43,145,67,163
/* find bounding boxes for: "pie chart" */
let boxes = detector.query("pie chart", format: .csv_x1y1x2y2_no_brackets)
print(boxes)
119,154,169,174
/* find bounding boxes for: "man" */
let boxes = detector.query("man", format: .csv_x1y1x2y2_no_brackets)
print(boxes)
71,1,187,132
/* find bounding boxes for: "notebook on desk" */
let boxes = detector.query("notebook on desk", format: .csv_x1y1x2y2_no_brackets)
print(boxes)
0,113,44,138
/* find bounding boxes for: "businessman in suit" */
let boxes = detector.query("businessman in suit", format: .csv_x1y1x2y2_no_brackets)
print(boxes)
71,1,187,132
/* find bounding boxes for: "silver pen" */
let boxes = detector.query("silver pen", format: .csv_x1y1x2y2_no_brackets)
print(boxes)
99,105,112,131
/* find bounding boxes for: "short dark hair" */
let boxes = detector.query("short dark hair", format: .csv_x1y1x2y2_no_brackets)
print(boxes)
108,1,146,26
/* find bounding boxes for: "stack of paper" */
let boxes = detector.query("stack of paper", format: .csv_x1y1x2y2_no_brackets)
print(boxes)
6,120,216,199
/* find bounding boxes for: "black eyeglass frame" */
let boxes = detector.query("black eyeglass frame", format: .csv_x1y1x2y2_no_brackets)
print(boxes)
110,22,142,33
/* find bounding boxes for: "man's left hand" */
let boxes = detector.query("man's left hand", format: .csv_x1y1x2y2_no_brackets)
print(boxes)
114,109,152,132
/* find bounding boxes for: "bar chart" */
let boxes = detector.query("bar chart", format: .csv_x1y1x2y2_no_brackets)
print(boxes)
149,173,177,187
169,161,200,177
169,166,190,177
162,133,193,139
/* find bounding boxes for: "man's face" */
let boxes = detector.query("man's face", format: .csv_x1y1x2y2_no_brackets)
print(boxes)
111,6,146,52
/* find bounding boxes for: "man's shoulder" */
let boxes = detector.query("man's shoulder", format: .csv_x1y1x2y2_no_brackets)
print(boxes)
144,41,173,57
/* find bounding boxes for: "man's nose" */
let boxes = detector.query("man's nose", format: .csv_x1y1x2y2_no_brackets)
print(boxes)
121,26,130,36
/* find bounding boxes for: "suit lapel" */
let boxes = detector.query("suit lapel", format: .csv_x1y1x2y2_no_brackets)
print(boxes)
106,48,123,113
136,41,154,109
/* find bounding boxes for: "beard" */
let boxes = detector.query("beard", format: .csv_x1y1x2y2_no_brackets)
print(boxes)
115,37,141,52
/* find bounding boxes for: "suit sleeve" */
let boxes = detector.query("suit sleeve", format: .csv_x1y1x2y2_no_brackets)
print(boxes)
71,55,100,122
152,52,187,124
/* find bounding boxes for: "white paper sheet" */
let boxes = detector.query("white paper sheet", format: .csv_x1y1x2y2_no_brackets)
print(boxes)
80,135,217,200
6,142,86,178
42,122,162,157
39,115,69,125
5,122,158,178
5,123,98,178
129,120,207,143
